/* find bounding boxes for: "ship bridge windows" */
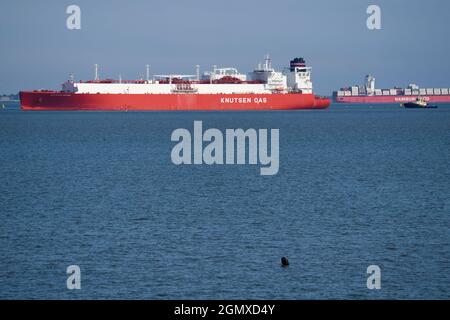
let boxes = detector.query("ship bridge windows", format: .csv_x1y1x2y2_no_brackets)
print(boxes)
214,68,240,76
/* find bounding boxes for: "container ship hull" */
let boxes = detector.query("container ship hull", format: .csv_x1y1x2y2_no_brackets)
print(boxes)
334,95,450,104
20,92,330,111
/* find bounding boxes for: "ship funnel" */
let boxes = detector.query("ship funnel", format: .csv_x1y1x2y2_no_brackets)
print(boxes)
290,57,306,71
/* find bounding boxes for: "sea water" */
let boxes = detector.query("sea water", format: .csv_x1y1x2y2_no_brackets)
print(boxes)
0,103,449,299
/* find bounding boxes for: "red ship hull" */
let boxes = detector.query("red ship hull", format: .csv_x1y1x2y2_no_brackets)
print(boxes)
20,91,330,111
334,95,450,104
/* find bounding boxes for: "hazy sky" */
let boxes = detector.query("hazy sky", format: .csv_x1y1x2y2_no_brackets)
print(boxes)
1,0,449,94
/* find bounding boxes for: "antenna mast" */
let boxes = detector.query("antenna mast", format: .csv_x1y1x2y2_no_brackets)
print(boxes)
196,65,200,81
265,54,271,70
94,64,99,81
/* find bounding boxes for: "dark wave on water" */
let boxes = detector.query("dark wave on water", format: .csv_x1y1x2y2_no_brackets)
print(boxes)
0,103,449,299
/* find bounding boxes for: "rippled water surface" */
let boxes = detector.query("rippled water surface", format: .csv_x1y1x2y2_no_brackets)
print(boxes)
0,103,449,299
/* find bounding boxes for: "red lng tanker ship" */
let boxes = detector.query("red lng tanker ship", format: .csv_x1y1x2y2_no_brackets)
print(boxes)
20,56,330,111
333,75,450,104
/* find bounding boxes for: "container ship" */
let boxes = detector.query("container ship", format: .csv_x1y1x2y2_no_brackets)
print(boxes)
20,56,330,111
333,75,450,104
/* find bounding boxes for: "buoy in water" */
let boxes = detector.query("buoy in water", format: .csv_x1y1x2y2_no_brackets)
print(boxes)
281,257,289,267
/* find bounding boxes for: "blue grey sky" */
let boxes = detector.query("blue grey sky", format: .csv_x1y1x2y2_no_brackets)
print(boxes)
1,0,449,95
